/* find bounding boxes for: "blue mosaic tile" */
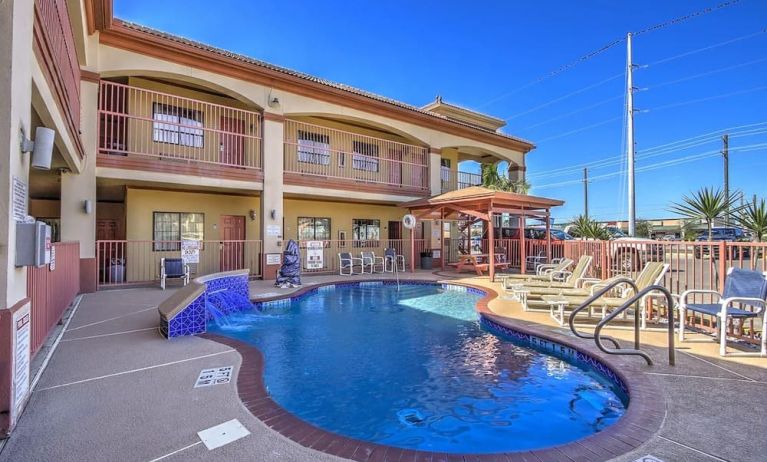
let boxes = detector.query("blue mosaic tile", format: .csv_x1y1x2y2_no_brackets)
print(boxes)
480,316,628,397
167,292,206,338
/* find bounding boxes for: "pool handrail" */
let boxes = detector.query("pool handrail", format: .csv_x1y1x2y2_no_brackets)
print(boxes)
567,278,634,350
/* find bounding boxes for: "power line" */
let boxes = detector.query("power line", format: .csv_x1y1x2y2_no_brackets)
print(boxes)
645,57,767,90
528,121,767,179
633,0,742,35
536,116,623,144
645,85,767,112
503,73,623,121
515,94,624,132
533,143,767,190
478,1,745,108
644,28,767,68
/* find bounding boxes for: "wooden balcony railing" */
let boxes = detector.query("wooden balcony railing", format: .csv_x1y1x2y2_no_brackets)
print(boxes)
441,167,482,193
97,80,263,181
284,120,429,195
34,0,82,158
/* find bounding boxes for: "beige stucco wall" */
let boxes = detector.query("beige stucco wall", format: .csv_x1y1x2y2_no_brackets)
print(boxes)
283,198,406,241
125,188,261,241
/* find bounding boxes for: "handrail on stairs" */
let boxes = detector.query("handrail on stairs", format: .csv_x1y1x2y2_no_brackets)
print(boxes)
568,279,676,366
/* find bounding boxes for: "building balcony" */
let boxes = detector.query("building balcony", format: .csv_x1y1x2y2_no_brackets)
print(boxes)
283,120,429,196
440,166,481,193
97,80,263,183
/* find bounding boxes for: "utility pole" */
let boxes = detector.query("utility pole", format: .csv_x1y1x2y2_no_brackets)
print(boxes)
583,167,589,219
626,32,636,237
722,134,729,227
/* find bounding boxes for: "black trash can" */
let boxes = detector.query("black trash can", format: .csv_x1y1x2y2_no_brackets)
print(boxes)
420,251,433,270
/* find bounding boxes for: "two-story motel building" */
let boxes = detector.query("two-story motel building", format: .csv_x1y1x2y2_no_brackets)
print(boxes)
0,0,534,434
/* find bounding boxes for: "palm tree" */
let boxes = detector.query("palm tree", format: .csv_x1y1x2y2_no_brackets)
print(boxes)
669,187,739,241
731,198,767,242
480,164,530,194
568,215,611,240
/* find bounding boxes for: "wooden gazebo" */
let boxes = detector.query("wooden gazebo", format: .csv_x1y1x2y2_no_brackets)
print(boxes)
399,186,565,281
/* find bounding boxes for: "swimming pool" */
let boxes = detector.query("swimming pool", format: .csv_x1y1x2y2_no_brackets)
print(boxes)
208,282,627,454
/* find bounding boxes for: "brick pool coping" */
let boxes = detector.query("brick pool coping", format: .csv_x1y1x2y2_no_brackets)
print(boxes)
201,279,665,461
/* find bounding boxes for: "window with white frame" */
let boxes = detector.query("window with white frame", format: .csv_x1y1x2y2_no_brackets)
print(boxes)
153,212,204,251
297,130,331,165
152,103,204,148
352,141,379,172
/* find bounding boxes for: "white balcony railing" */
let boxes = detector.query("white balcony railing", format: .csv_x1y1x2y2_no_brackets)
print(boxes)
98,80,262,174
441,166,482,193
284,120,429,193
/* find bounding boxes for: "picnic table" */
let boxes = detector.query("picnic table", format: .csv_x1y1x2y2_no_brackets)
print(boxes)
452,253,510,276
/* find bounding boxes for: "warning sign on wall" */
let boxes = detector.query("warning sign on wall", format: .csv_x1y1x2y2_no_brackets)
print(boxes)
306,241,324,269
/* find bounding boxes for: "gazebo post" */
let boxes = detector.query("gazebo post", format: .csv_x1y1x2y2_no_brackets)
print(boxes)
519,212,526,274
488,210,495,282
440,208,446,273
545,210,552,262
410,223,416,273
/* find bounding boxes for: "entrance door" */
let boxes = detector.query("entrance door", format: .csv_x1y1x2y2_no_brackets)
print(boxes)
219,116,246,166
220,215,245,271
388,221,402,240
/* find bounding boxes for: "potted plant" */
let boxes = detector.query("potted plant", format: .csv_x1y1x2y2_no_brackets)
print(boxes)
420,250,433,270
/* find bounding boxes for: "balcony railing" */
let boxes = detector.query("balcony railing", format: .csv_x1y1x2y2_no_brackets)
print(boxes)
97,81,262,181
284,120,429,195
34,0,81,156
441,167,482,193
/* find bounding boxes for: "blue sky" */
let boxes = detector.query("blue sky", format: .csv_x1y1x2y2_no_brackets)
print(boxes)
114,0,767,223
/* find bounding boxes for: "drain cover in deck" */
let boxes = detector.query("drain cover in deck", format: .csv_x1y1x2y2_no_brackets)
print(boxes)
198,419,250,450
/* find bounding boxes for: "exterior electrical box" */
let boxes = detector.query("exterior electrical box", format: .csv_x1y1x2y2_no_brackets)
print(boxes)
15,221,52,267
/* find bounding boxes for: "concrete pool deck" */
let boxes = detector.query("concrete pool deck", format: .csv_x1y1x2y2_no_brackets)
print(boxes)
0,271,765,461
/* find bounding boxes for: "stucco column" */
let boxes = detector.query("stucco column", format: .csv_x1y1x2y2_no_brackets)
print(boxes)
61,80,97,292
260,113,284,279
424,149,442,268
509,164,526,182
0,0,34,436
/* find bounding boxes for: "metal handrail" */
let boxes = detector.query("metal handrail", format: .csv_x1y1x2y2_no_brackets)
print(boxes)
567,278,637,350
594,284,675,366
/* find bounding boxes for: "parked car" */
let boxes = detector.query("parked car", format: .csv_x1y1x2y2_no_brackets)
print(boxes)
499,228,574,240
693,227,751,259
597,227,665,272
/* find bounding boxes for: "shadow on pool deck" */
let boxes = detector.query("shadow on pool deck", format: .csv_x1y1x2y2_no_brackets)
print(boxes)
0,271,765,462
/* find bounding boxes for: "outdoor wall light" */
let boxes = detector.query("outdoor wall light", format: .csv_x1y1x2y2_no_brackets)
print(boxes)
249,209,257,221
267,90,280,107
270,209,276,220
20,127,55,170
83,200,93,214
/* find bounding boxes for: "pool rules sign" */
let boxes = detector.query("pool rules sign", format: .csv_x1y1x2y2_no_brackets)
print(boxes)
10,301,32,428
306,241,324,269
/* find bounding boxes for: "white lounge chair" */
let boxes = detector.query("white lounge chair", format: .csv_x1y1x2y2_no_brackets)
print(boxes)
679,267,767,357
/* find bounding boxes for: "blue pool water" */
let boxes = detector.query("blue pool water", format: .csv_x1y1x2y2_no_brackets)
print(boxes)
208,283,627,453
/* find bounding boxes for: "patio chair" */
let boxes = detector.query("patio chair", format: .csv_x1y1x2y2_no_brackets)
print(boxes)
384,248,406,272
160,257,190,290
505,256,593,292
502,258,574,284
338,252,363,276
360,251,385,274
679,267,767,357
538,262,669,327
525,250,546,271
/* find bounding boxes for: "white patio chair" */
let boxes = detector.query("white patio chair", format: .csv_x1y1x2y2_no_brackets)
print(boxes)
384,248,406,272
160,257,190,290
338,252,363,276
360,251,384,274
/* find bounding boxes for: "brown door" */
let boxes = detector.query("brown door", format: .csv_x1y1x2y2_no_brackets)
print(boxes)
220,215,245,271
388,149,402,186
219,116,246,166
388,221,402,240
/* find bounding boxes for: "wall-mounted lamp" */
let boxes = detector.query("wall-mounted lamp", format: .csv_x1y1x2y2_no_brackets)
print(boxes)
249,209,257,221
83,199,93,214
267,90,280,108
20,127,55,170
270,209,276,220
